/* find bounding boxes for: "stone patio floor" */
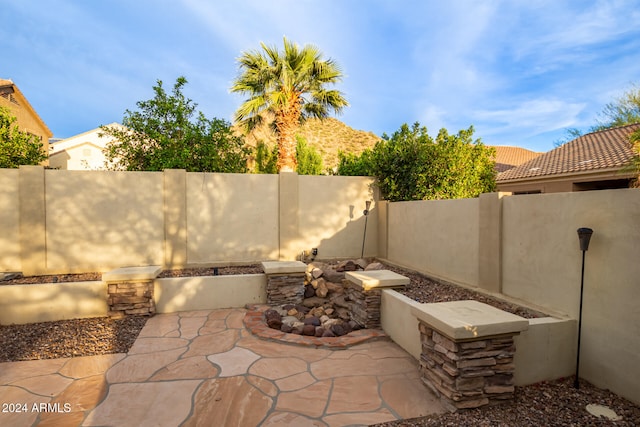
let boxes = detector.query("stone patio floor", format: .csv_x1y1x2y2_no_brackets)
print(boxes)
0,308,444,426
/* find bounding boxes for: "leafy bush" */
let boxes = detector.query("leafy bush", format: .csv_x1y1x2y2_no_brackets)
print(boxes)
0,107,48,168
337,122,496,201
254,135,324,175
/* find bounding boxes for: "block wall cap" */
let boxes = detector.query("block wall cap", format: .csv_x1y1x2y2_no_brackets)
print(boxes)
346,270,410,290
411,300,529,340
261,261,307,275
102,266,162,282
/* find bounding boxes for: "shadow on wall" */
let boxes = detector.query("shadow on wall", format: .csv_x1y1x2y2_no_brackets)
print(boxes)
294,175,377,260
185,173,280,264
44,169,165,273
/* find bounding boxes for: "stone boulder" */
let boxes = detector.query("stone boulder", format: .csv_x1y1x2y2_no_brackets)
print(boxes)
365,262,385,271
336,260,358,272
264,309,283,330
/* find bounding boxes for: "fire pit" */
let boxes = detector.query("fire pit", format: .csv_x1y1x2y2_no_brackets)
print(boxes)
243,259,409,348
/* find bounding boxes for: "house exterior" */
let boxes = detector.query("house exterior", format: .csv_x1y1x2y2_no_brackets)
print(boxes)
49,124,121,170
490,146,542,173
497,123,640,194
0,78,53,164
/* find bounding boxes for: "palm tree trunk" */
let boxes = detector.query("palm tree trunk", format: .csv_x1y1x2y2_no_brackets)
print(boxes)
275,107,300,172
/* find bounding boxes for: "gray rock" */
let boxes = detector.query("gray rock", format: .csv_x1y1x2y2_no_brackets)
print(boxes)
281,316,300,326
365,262,385,271
280,324,293,333
303,316,321,327
336,260,358,272
302,296,329,308
322,268,345,283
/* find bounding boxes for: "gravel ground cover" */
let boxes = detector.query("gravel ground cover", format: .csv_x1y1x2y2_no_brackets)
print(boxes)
1,263,638,425
0,316,146,362
382,264,544,319
372,377,640,426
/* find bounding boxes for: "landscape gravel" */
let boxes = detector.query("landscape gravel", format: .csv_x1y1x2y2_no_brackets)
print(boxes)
1,263,638,426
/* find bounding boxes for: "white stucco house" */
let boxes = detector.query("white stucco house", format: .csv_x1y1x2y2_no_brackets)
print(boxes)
49,123,122,170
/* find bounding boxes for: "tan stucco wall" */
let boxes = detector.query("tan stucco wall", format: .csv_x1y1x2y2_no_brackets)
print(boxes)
44,170,165,272
502,188,640,403
186,173,279,263
0,281,108,324
0,169,20,271
513,317,577,385
154,274,266,313
380,289,422,359
296,175,377,260
387,198,479,287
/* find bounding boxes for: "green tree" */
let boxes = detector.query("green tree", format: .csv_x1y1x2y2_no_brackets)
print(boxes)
231,37,348,172
101,77,249,172
253,135,323,175
254,141,278,174
593,83,640,130
295,136,323,175
337,122,496,201
0,107,48,168
336,149,374,176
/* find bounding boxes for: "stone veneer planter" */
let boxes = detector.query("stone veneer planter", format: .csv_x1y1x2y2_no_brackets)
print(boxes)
103,266,162,318
411,300,529,412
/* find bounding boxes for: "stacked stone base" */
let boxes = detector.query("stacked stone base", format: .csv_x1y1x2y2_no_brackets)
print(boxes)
103,266,161,319
266,273,305,305
107,280,155,318
418,321,517,412
344,282,382,329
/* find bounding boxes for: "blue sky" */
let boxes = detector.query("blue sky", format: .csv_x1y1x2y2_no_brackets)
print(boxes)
2,0,639,152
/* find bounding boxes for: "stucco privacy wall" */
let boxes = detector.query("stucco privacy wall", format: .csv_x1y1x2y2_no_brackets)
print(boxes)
381,188,640,405
45,170,165,272
0,167,377,274
186,173,279,263
386,198,479,287
295,175,378,260
501,189,640,404
0,169,20,271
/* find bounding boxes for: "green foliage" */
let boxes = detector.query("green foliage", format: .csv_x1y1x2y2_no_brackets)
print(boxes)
336,149,374,176
231,37,348,171
101,77,250,172
253,136,324,175
593,83,640,131
337,122,496,201
295,136,323,175
0,107,47,168
553,128,584,148
254,141,278,174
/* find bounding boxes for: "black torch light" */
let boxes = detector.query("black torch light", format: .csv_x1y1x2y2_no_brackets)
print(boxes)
574,227,593,389
361,200,372,259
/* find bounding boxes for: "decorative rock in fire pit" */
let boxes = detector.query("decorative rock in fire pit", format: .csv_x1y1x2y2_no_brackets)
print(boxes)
261,259,409,338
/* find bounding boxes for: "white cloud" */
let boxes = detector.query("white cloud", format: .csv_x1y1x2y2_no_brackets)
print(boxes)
474,98,586,137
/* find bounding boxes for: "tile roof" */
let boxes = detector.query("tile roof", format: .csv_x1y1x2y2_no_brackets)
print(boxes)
490,146,542,172
497,123,640,181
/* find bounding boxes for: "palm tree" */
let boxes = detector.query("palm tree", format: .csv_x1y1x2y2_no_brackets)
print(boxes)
231,37,348,172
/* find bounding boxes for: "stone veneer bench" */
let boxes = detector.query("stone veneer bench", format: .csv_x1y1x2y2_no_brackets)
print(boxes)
103,266,162,318
345,270,410,328
411,300,529,412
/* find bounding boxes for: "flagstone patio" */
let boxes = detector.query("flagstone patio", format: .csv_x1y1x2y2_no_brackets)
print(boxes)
0,308,444,426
